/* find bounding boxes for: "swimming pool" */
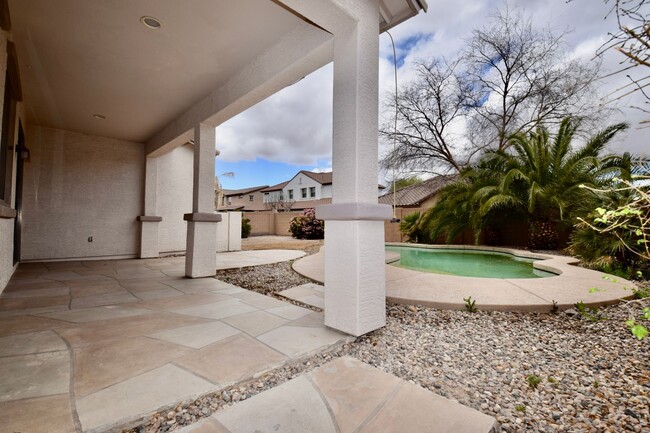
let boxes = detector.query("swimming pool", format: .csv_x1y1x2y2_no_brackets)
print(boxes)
385,245,555,279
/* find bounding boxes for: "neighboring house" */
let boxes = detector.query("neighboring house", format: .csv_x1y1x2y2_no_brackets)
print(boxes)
259,170,384,210
380,175,455,243
379,175,455,210
0,0,426,337
218,185,269,211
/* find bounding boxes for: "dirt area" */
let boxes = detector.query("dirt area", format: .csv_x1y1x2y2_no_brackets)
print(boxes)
241,235,323,255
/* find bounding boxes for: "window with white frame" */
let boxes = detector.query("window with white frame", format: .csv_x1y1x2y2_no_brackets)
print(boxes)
301,188,307,198
288,189,293,199
309,187,316,198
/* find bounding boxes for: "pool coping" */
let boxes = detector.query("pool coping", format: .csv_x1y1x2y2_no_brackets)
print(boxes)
293,244,638,313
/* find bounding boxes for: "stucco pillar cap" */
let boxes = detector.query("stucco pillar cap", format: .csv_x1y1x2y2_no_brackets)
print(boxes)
183,213,222,223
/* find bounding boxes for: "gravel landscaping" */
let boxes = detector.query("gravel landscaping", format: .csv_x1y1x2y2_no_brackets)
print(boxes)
127,259,649,433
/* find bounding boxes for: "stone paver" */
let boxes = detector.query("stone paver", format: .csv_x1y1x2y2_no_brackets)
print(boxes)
216,376,337,433
73,337,191,397
39,305,152,323
76,364,215,432
0,395,76,433
184,357,497,433
173,299,258,320
175,334,287,385
293,246,635,312
147,321,241,349
278,283,324,309
257,325,346,358
0,351,70,401
0,330,67,356
266,304,312,320
221,310,289,336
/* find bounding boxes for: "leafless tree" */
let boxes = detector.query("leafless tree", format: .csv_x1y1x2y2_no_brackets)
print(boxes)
464,8,605,151
594,0,650,124
380,59,473,175
263,194,295,212
381,7,607,176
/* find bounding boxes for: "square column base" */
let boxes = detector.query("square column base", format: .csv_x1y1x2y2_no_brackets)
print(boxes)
139,219,161,259
323,220,386,336
185,221,217,278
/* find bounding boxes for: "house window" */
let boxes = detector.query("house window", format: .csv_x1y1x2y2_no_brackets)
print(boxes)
238,194,243,199
301,188,307,198
249,195,254,201
309,187,316,198
288,189,293,199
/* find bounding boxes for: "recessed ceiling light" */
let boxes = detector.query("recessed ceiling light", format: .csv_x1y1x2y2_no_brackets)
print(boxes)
93,114,106,120
140,16,162,29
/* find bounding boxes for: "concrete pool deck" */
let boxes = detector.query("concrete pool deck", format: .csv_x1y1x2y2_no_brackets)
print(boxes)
292,245,636,312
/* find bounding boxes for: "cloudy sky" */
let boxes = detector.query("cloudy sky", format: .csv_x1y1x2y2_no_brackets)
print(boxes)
216,0,648,190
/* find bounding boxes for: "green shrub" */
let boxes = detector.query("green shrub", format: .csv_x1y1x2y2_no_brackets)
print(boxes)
241,216,251,238
289,208,324,239
400,212,430,243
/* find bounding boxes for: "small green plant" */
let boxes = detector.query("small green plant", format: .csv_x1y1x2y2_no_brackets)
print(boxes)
593,381,600,388
547,376,557,383
633,286,650,299
241,216,251,238
526,374,542,390
463,296,477,313
515,404,526,412
588,287,604,293
625,318,649,340
550,300,559,314
575,301,607,322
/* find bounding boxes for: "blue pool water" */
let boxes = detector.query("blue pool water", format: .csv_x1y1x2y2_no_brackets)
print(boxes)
386,246,555,279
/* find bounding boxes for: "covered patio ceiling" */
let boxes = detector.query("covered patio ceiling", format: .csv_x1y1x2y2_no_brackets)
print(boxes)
8,0,426,147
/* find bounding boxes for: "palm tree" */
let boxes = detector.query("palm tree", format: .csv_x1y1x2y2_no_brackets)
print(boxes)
424,118,629,249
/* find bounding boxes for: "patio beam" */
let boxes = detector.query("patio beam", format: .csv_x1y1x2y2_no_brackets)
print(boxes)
145,24,333,157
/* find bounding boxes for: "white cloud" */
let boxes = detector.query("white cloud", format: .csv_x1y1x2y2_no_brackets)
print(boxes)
218,0,648,170
216,64,333,166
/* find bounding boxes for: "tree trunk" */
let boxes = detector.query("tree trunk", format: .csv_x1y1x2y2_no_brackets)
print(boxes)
528,219,558,250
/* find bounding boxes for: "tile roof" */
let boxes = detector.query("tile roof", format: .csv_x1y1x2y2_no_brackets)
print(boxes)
222,185,269,196
301,171,332,185
378,175,455,207
260,181,289,192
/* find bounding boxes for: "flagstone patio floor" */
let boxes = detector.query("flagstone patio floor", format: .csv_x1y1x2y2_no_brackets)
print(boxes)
0,254,348,433
1,251,497,433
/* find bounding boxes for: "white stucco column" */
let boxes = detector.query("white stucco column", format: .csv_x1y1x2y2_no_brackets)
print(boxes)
316,0,392,336
185,123,220,278
138,157,162,258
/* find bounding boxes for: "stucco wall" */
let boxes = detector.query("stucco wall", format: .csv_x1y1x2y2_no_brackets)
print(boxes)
0,218,13,290
247,211,273,236
21,126,144,260
157,144,193,253
216,212,242,251
283,174,322,201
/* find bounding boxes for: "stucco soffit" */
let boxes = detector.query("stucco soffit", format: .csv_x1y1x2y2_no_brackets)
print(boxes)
146,23,332,157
